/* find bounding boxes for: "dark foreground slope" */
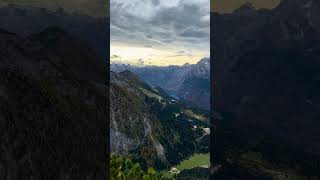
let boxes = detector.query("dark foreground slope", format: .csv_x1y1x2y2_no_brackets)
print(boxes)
212,0,320,179
0,28,108,180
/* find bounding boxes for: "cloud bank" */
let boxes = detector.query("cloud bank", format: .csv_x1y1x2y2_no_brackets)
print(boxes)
110,0,210,62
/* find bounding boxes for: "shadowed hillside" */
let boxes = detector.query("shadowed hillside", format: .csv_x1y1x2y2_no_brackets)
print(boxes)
212,0,320,179
0,4,108,58
0,28,108,180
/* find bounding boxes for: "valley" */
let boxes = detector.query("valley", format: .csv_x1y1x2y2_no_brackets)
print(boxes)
111,58,210,110
110,70,210,172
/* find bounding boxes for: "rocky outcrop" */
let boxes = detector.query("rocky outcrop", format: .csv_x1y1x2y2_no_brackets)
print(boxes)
110,71,167,167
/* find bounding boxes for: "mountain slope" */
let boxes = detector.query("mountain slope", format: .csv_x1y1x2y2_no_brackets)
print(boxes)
29,26,106,83
0,4,108,58
110,70,210,169
213,0,320,179
111,58,210,109
0,28,108,180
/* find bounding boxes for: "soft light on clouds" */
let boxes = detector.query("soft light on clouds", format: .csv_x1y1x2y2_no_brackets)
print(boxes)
111,44,206,66
110,0,210,66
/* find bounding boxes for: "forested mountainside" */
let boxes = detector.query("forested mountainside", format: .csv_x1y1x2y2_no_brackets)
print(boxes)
212,0,320,179
0,27,108,180
111,58,210,110
110,70,210,170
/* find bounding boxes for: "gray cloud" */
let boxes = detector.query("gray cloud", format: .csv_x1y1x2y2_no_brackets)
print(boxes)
110,0,209,52
137,58,144,65
111,55,120,58
177,49,193,57
180,29,209,38
152,0,160,6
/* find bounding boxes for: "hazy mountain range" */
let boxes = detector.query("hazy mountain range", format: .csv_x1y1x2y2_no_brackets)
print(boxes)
212,0,320,179
0,4,108,58
111,58,210,110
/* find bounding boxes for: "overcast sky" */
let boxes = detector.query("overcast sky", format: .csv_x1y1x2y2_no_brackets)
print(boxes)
110,0,210,66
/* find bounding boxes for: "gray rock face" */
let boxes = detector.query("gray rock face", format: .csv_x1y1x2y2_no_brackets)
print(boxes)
110,71,167,165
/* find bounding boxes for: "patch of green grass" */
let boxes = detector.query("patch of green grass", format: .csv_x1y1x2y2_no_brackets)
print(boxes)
162,153,210,179
139,87,163,101
176,153,210,171
183,109,208,122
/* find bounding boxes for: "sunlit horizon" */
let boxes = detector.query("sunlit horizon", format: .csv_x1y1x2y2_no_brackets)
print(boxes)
110,44,208,67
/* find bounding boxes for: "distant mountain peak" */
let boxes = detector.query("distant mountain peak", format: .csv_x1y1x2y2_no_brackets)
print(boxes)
234,2,256,14
197,57,210,64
